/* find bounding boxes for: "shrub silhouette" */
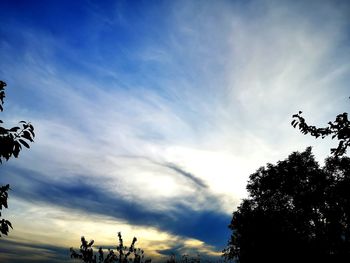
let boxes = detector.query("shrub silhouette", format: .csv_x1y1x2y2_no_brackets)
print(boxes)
0,80,35,237
70,232,150,263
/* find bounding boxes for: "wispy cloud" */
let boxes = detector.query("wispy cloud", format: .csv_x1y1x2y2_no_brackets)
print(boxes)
0,0,349,260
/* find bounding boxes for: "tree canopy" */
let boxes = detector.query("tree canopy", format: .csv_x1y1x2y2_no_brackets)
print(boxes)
223,148,350,262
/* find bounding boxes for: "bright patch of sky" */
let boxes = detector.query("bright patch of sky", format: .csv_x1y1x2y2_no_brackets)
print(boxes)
0,0,349,261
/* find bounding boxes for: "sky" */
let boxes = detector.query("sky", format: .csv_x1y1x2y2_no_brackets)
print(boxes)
0,0,349,262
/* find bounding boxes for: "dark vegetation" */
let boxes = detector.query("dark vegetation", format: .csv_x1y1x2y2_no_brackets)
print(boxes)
0,80,35,237
223,148,350,262
292,109,350,156
70,232,150,263
70,233,214,263
223,103,350,263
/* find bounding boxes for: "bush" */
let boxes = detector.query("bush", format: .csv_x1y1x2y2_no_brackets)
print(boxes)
70,232,151,263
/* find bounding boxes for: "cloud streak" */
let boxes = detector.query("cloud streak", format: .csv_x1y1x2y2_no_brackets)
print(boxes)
163,163,208,189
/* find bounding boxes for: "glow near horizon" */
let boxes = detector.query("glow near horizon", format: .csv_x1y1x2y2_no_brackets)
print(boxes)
0,0,349,261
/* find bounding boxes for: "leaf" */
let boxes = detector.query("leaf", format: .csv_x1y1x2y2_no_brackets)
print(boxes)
22,130,33,142
29,128,35,137
9,127,20,132
19,139,30,148
5,220,12,229
13,142,21,158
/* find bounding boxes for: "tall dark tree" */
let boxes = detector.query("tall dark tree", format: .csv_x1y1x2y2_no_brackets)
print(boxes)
0,80,35,236
223,148,350,263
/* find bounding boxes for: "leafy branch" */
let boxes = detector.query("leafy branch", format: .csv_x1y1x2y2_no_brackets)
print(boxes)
0,81,35,163
292,106,350,156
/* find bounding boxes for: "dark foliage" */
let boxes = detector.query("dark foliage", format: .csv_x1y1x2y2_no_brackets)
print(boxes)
223,148,350,263
292,106,350,156
0,80,35,237
0,81,35,163
70,232,150,263
0,184,12,237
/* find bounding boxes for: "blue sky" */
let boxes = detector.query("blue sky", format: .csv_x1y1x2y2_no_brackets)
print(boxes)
0,0,349,262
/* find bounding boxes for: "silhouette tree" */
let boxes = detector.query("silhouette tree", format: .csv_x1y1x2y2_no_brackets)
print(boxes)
223,148,350,263
0,80,35,236
70,232,150,263
292,102,350,156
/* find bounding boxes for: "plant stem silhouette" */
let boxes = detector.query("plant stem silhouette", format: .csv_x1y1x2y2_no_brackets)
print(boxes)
70,232,149,263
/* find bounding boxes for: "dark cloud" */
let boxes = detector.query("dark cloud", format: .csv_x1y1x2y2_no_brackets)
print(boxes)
0,239,69,263
1,165,231,250
163,163,208,188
